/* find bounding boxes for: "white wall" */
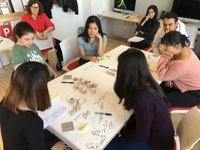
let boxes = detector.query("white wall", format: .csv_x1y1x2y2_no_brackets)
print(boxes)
10,0,174,40
51,0,84,40
81,0,113,23
81,0,92,23
135,0,173,14
51,0,113,40
11,0,24,12
104,0,174,39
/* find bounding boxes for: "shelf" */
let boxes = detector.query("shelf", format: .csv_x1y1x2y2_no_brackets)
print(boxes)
0,11,26,23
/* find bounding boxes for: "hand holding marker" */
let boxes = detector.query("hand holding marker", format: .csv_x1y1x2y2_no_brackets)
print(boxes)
99,65,117,72
95,112,112,116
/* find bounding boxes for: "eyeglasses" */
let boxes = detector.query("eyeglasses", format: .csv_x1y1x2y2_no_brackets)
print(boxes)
31,6,39,9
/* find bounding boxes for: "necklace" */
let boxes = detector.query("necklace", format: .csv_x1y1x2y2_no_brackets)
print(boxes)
89,38,95,44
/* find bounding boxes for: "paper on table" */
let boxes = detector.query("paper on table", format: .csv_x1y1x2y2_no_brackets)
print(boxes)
128,36,144,42
38,97,73,128
0,36,14,50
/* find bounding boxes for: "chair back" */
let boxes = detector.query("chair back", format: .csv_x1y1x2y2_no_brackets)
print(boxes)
77,26,84,35
185,25,198,49
175,106,200,150
59,37,79,67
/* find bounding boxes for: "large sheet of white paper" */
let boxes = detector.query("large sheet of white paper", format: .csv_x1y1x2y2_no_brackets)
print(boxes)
38,97,73,128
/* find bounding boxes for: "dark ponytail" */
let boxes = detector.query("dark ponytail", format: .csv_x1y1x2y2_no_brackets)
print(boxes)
161,31,190,47
181,34,190,47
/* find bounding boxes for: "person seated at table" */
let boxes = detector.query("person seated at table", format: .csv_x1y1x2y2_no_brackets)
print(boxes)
130,5,160,49
10,21,57,78
78,15,107,65
157,31,200,107
22,0,54,41
106,48,174,150
22,0,63,68
0,61,69,150
152,12,188,54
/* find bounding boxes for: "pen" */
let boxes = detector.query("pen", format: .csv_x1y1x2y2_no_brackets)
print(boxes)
61,81,74,84
99,65,117,72
99,65,109,68
95,112,112,116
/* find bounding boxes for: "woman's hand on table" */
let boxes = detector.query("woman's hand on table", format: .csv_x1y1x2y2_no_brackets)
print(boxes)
91,56,99,62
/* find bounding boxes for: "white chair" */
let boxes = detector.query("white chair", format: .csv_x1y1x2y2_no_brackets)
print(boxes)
59,37,79,71
185,25,198,49
77,26,84,35
174,106,200,150
169,105,200,114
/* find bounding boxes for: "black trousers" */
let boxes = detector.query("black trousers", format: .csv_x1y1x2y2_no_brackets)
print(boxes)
130,39,151,49
160,82,200,107
79,58,89,65
54,38,63,62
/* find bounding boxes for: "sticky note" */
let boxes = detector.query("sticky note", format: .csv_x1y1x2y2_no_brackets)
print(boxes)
77,123,88,131
50,92,59,99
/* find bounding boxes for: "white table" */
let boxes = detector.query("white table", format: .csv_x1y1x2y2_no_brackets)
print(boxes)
0,36,14,68
97,12,140,39
47,45,161,150
0,37,14,52
97,11,139,23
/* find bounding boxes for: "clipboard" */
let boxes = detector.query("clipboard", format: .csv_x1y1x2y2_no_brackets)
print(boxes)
128,36,144,42
34,32,53,50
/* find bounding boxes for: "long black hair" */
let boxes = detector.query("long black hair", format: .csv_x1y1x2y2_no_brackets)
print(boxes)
114,48,166,110
137,5,159,36
161,31,190,47
78,15,105,43
139,5,158,25
145,5,158,21
4,61,50,113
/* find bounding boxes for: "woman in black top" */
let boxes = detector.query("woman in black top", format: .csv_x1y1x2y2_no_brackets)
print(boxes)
0,62,69,150
106,48,174,150
131,5,160,49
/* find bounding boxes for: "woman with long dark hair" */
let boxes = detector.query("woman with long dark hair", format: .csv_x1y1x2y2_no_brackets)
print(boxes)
0,62,68,149
78,15,107,65
158,31,200,107
131,5,160,49
106,48,174,150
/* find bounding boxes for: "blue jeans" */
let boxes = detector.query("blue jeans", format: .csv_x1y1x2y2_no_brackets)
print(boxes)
105,136,152,150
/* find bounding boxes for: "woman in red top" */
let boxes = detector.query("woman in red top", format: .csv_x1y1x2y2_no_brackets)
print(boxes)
22,0,64,70
22,0,54,40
